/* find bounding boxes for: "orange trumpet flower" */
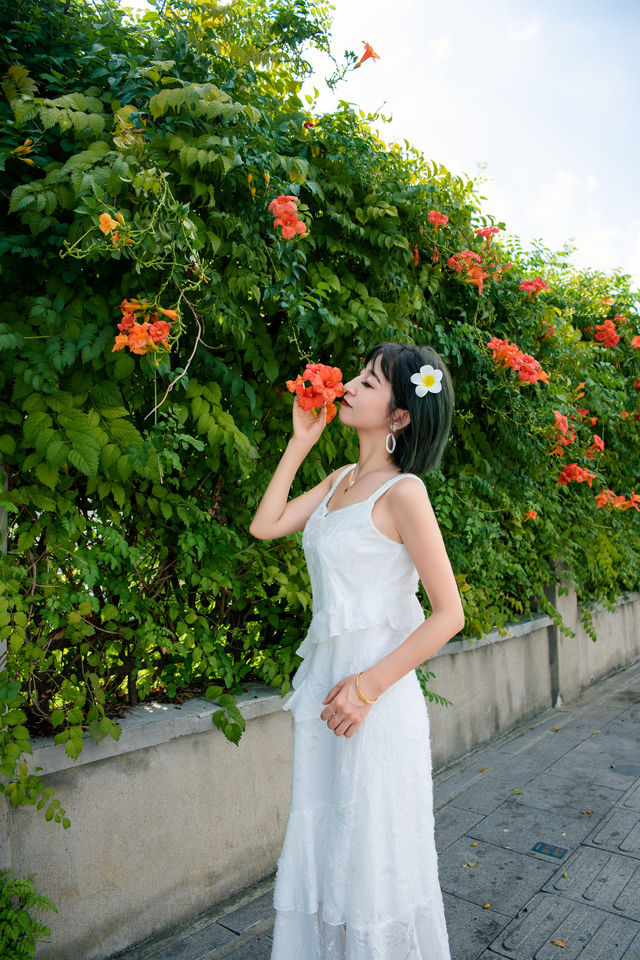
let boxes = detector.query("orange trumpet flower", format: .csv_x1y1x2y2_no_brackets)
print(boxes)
354,41,380,68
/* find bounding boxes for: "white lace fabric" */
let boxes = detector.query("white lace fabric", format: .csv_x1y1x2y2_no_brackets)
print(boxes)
271,466,452,960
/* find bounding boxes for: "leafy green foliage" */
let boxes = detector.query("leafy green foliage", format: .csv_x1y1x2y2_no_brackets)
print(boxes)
0,869,57,960
0,0,638,829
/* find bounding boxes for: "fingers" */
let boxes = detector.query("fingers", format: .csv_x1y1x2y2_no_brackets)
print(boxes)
322,703,364,736
292,398,327,438
327,713,356,737
322,683,340,704
321,676,370,736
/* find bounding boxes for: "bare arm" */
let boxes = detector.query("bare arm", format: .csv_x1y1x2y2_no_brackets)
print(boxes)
357,477,464,699
249,400,348,540
320,477,464,736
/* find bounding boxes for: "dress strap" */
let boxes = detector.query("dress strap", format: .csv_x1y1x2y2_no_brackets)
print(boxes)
368,472,423,505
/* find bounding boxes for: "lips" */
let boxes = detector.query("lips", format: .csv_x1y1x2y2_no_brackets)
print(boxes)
341,399,351,407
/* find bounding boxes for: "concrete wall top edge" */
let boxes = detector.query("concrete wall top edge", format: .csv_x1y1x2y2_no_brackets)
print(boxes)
23,590,640,778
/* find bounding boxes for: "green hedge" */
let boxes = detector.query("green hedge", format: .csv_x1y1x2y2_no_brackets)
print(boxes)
0,0,639,820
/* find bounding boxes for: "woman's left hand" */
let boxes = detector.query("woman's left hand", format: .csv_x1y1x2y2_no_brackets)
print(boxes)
320,674,374,738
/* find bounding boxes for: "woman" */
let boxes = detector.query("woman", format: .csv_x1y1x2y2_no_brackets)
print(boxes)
249,341,464,960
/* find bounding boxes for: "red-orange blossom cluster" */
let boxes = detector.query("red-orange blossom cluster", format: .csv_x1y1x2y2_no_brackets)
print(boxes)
550,385,638,509
487,337,549,385
286,363,345,424
446,225,512,294
268,195,307,240
112,299,177,356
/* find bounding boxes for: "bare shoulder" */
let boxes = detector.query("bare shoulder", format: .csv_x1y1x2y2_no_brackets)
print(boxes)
386,474,435,522
389,474,429,502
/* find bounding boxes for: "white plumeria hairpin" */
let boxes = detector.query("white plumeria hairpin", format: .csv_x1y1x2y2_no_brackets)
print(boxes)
410,364,443,397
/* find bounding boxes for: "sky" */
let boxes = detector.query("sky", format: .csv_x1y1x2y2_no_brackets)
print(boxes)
123,0,640,289
301,0,640,289
298,0,640,288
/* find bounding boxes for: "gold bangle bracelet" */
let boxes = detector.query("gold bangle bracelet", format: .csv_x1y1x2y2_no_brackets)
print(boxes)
356,671,379,704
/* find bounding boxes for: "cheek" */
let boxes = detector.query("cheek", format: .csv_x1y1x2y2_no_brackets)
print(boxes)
365,394,390,423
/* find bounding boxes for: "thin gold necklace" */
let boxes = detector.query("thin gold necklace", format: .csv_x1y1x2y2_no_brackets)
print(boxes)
344,465,358,493
344,463,400,494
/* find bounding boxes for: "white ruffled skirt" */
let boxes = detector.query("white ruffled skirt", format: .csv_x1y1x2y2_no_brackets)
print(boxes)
271,622,451,960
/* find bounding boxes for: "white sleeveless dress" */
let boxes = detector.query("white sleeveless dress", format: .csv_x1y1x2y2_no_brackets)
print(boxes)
271,465,451,960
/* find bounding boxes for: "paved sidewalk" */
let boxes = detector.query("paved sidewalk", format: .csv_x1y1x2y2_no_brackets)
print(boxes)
114,659,640,960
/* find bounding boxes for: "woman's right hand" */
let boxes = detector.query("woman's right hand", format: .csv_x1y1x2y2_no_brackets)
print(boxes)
292,396,327,447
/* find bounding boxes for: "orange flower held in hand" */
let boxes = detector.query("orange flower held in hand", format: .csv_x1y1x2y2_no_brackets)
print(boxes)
286,363,345,423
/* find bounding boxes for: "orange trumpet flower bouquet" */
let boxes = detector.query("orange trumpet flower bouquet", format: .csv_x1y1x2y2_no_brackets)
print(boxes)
286,363,345,423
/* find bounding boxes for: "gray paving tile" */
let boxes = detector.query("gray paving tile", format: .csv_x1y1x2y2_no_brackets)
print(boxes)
568,697,633,721
543,844,640,921
588,730,640,759
449,753,557,816
586,806,640,859
473,731,537,758
621,782,640,812
507,769,623,816
466,797,597,863
435,803,484,854
599,713,640,744
442,892,510,960
216,892,275,935
144,923,236,960
435,761,505,811
216,932,273,960
544,740,640,791
489,892,640,959
438,837,555,916
491,731,591,774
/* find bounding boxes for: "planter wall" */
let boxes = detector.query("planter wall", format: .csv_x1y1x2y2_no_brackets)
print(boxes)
5,587,640,960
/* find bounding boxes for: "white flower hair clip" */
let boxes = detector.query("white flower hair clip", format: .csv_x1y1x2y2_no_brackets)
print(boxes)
410,364,443,397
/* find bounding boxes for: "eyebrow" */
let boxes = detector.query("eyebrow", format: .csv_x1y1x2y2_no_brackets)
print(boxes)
364,364,380,383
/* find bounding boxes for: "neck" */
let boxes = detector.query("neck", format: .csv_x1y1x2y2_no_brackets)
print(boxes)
353,429,398,477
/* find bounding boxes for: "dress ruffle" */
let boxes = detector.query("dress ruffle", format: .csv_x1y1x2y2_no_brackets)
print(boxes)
291,594,425,669
271,902,451,960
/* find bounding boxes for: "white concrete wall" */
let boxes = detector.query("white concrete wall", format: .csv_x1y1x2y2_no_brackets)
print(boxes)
5,590,640,960
9,695,292,960
555,585,640,702
426,615,554,771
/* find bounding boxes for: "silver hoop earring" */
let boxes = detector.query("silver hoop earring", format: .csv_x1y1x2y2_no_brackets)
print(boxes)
385,425,396,454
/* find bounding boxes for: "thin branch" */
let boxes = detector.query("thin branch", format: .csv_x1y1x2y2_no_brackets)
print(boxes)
79,616,121,636
144,293,205,421
131,562,148,592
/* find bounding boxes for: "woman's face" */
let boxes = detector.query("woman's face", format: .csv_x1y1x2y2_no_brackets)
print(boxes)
339,354,393,431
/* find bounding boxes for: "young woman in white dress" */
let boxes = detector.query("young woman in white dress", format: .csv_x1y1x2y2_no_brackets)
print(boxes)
250,342,464,960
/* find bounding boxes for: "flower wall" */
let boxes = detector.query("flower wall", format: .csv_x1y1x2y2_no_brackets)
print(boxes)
0,0,639,815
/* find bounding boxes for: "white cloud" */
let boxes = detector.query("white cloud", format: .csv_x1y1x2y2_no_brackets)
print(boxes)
573,218,640,285
429,35,451,64
533,170,580,222
508,16,541,42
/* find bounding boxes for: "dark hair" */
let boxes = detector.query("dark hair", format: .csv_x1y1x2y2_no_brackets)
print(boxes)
364,342,454,475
